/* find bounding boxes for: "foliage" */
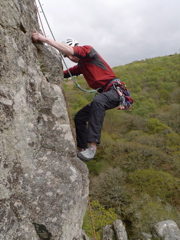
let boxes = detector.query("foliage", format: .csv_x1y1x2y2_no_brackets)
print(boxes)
86,159,106,175
146,118,172,134
90,168,128,213
114,142,171,171
63,54,180,240
124,194,179,239
90,168,180,239
156,104,180,133
83,200,118,240
128,168,179,203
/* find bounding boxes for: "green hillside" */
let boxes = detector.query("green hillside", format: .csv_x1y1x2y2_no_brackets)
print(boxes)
63,53,180,239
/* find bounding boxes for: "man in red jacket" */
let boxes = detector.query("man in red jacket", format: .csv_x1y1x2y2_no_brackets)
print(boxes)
32,32,120,161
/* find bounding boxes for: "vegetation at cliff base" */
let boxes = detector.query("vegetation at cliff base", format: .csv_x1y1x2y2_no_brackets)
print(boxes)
83,200,118,239
63,53,180,239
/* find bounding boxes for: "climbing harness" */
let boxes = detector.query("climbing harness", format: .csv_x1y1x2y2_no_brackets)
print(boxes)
113,80,134,111
98,78,134,110
35,0,97,93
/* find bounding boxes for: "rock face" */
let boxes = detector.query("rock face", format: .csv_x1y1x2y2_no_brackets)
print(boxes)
0,0,89,240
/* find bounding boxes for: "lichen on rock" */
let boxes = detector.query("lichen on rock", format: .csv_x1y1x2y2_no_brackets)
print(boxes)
0,0,89,239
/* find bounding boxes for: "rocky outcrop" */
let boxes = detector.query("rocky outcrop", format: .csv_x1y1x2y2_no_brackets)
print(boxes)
0,0,89,239
102,225,114,240
113,220,128,240
101,220,128,240
153,220,180,240
101,220,180,240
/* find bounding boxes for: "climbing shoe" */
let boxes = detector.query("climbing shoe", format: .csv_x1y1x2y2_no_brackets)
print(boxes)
77,146,96,162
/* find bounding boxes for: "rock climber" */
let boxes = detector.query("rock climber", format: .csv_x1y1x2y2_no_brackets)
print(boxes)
32,31,121,162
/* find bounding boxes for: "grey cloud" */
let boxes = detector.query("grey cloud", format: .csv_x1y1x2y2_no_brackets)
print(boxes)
38,0,180,68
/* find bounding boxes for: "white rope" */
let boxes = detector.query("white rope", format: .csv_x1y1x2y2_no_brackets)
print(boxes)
35,0,97,93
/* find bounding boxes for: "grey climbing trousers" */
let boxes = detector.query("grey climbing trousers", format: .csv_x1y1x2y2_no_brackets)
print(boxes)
74,87,120,149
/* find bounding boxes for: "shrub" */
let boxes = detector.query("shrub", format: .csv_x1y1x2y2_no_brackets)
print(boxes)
90,167,128,214
125,193,179,239
156,104,180,133
135,134,166,149
113,141,171,171
128,168,179,202
171,151,180,178
165,133,180,151
83,200,118,240
86,160,106,176
146,118,172,134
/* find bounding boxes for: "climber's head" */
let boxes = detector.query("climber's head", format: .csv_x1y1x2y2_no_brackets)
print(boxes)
64,38,79,47
63,38,79,62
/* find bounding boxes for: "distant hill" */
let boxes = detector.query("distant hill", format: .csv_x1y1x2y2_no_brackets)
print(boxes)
63,53,180,240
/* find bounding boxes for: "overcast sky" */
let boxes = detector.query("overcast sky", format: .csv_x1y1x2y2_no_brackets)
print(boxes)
36,0,180,68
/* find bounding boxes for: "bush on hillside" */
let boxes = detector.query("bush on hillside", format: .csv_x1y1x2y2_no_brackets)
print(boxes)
124,193,179,239
90,167,128,212
63,54,180,240
128,168,179,203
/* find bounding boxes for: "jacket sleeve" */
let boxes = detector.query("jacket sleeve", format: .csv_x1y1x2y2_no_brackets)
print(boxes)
63,65,82,78
73,45,93,57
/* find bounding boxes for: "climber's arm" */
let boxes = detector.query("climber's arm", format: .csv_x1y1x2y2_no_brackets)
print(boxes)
32,31,74,56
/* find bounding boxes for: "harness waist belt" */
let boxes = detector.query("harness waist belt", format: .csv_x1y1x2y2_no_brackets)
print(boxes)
98,78,120,92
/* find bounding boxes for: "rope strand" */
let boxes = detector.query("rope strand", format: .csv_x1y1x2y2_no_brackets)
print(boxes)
88,197,97,240
34,0,46,36
37,0,55,40
35,0,97,93
33,4,98,239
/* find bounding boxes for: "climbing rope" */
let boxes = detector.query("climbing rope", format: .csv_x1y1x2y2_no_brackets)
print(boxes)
35,0,98,93
34,3,98,237
88,197,97,240
34,0,46,36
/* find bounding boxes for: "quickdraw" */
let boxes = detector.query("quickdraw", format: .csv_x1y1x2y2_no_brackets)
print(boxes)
113,80,134,111
98,78,134,111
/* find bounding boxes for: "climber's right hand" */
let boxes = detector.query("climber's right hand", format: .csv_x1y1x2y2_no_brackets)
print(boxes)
32,31,46,43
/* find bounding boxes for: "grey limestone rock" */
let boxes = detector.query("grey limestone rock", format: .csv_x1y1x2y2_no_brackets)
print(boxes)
101,220,128,240
113,219,128,240
141,232,152,240
0,0,89,239
80,230,90,240
153,220,180,240
102,224,114,240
